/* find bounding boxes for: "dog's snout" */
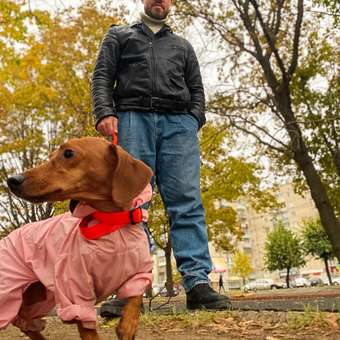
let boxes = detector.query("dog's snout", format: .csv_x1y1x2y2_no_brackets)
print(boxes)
7,174,26,189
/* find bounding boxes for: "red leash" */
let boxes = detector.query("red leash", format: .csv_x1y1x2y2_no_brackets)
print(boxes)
112,132,118,146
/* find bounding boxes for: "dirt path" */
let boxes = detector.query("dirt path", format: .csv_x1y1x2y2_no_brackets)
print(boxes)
4,289,340,339
2,312,340,340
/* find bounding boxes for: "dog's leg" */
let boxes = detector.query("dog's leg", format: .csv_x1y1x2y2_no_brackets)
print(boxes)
77,321,100,340
17,282,51,340
22,331,47,340
116,295,142,340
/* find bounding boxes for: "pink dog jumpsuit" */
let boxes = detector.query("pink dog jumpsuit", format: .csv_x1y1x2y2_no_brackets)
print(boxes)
0,185,153,332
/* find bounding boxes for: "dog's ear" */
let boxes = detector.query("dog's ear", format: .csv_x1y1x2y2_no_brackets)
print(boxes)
111,145,153,210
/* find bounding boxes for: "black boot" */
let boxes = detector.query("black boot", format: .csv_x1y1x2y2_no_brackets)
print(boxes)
100,297,127,318
100,297,145,318
186,283,231,310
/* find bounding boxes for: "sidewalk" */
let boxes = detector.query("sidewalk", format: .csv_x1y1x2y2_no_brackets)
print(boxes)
144,286,340,314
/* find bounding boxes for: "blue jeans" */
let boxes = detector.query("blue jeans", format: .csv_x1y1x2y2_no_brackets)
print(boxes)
117,111,212,292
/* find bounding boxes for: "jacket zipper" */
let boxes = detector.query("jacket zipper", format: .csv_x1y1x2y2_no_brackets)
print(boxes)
149,40,156,97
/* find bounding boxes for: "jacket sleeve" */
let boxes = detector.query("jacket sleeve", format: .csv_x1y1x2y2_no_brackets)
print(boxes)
54,253,97,329
184,42,206,129
91,27,121,129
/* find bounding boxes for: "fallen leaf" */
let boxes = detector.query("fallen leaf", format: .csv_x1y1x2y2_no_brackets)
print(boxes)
325,314,339,329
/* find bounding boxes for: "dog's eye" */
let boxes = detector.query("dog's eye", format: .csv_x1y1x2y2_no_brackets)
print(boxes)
63,149,75,159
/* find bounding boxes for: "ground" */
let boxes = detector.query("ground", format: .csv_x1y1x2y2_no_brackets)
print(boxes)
2,310,340,339
3,287,340,339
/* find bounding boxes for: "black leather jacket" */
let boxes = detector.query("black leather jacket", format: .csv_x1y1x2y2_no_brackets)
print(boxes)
91,21,206,129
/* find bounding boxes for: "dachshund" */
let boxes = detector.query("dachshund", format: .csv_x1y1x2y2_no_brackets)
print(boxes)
1,137,153,340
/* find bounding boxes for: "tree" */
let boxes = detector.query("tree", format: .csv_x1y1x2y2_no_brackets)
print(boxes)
265,223,305,287
0,1,124,235
147,189,176,297
231,250,253,287
302,218,335,285
173,0,340,261
0,1,55,234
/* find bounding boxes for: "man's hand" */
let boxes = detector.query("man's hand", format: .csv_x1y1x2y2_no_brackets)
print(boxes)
97,116,118,136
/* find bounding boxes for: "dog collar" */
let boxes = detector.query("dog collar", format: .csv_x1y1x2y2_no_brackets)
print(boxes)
79,208,143,240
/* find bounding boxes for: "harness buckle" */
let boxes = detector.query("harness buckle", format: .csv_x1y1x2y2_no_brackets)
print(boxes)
130,208,142,225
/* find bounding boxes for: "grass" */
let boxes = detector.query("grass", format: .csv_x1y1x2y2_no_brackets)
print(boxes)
101,307,340,335
286,306,330,330
101,310,234,330
141,310,233,328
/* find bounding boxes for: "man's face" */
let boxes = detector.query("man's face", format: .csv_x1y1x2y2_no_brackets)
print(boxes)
143,0,172,20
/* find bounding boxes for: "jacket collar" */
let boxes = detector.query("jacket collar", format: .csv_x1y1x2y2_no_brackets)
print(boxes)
131,20,172,39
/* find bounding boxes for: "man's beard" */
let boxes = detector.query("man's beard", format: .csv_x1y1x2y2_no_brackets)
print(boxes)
145,6,169,20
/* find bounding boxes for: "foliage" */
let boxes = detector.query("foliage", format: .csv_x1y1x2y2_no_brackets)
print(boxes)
148,188,169,251
265,223,305,286
200,123,278,252
172,265,182,285
313,0,340,24
231,250,253,283
301,218,335,260
0,1,125,235
289,30,340,212
301,217,335,284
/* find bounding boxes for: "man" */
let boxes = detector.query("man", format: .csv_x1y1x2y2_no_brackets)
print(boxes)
219,274,225,294
91,0,231,313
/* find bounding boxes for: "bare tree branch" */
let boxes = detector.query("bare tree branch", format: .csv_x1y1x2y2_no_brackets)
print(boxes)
249,0,287,82
288,0,304,77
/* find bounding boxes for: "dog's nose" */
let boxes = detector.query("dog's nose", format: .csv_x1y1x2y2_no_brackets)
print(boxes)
7,174,26,189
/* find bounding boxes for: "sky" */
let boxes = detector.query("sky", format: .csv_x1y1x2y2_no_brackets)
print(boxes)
29,0,81,11
29,0,143,18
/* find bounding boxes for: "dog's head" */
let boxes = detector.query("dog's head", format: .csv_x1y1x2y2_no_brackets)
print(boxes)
7,137,153,210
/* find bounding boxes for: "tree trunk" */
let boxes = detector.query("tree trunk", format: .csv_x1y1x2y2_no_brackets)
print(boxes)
276,92,340,261
291,130,340,261
164,239,174,296
324,258,333,285
286,267,290,288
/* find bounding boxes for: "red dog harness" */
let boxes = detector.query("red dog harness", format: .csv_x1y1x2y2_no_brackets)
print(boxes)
79,132,145,240
79,208,143,240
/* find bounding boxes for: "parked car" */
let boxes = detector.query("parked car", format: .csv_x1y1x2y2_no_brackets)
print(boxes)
244,279,284,292
293,277,311,288
159,287,179,297
152,284,179,297
332,277,340,285
319,276,333,286
310,277,325,287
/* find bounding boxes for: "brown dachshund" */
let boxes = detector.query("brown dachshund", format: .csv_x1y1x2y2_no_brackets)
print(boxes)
2,137,153,340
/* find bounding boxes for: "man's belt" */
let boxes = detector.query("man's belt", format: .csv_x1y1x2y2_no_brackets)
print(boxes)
117,97,189,112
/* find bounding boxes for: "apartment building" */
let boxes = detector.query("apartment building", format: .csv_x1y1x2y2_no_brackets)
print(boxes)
225,183,338,285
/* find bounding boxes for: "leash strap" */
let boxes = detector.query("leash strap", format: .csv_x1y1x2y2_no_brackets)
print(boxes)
112,132,118,146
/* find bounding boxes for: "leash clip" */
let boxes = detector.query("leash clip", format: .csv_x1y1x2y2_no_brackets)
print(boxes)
129,208,142,225
112,132,118,145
